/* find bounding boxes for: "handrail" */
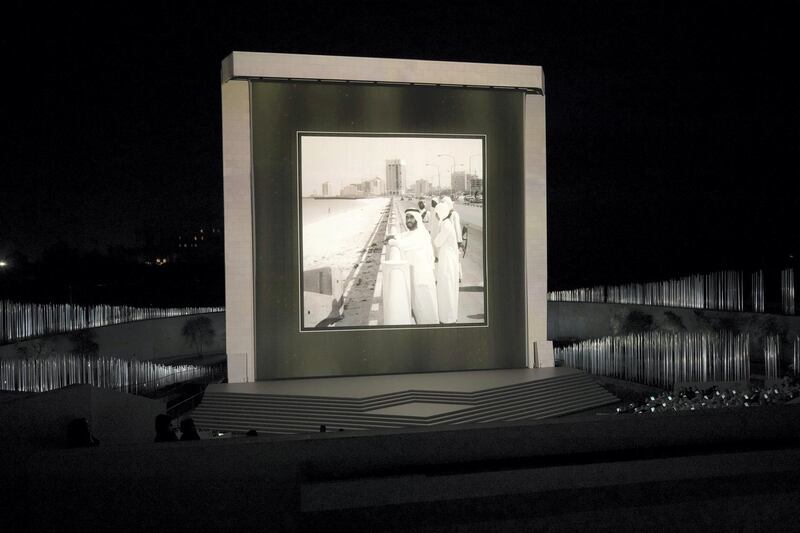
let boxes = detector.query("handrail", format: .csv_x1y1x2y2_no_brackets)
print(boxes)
166,390,208,416
110,364,226,395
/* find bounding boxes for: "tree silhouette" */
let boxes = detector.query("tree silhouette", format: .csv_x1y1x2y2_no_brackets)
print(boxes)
620,310,654,334
181,316,215,358
69,329,99,356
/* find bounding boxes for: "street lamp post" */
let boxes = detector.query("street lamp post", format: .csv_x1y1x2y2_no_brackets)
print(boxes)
468,153,481,175
436,154,455,193
468,153,482,196
425,163,441,192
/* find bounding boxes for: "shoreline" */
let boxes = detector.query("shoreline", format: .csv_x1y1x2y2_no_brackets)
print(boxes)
302,197,391,278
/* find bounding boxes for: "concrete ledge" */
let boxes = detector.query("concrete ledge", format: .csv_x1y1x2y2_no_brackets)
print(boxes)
222,51,544,90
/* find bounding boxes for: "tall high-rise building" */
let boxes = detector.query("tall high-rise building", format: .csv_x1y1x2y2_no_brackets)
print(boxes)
451,171,467,192
415,179,431,196
469,176,483,195
340,184,364,197
386,159,406,196
451,171,479,193
321,181,332,197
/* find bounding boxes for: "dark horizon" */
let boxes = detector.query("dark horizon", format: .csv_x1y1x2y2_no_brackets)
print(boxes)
2,3,798,296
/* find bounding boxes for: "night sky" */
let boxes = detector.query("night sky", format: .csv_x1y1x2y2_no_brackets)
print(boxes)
2,2,798,291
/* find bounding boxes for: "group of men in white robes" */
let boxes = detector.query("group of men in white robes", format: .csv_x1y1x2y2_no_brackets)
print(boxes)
385,196,462,325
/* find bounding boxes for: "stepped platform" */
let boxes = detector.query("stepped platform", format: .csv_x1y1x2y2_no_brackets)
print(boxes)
192,367,618,434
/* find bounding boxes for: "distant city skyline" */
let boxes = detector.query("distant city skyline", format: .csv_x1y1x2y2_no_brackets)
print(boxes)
300,135,484,196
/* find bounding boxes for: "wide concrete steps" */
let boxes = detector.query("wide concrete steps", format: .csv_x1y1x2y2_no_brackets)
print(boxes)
191,370,618,435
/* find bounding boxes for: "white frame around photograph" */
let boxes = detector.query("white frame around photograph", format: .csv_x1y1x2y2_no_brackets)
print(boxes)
295,131,489,333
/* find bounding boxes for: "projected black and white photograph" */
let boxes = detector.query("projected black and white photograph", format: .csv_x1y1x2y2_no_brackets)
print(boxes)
298,134,487,330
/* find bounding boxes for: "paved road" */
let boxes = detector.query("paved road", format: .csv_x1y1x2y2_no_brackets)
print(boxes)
453,203,484,230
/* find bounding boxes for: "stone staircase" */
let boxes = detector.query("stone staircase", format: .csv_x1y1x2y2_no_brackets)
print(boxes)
192,371,618,434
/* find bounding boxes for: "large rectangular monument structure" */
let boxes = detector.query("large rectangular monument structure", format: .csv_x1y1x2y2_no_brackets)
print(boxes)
221,51,550,382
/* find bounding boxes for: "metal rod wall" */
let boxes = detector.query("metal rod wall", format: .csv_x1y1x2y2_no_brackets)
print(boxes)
0,353,223,394
0,300,224,345
550,270,745,311
794,336,800,376
555,331,750,389
547,286,605,303
781,267,796,315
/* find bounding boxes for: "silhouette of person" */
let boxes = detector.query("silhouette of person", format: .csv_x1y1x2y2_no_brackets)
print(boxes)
66,417,100,447
179,418,201,441
154,414,178,442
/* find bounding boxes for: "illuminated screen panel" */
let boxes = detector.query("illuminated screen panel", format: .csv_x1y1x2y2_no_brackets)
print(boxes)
298,133,487,331
251,80,526,379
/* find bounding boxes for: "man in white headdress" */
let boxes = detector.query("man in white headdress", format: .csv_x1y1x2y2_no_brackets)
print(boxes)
441,196,463,281
428,197,440,252
385,209,439,324
440,196,462,245
417,200,430,223
433,202,459,323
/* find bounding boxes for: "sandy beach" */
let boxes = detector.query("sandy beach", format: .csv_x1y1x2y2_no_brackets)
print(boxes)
302,198,391,274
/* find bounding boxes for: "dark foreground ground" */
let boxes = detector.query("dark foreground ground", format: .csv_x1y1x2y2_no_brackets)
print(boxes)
5,404,800,532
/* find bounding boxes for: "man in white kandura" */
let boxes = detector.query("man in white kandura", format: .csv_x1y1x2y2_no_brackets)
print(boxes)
441,196,462,245
385,209,439,325
433,202,459,323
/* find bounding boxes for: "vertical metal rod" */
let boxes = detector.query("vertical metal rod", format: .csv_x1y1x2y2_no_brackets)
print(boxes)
763,335,780,380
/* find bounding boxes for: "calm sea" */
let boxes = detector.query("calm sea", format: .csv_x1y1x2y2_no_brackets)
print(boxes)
301,198,378,226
